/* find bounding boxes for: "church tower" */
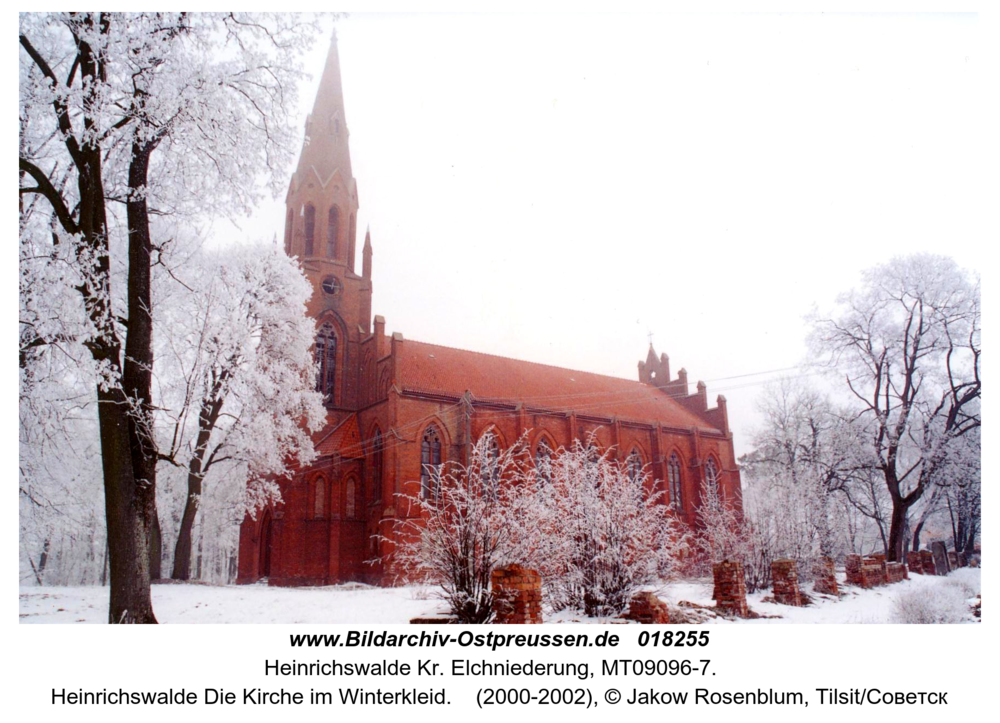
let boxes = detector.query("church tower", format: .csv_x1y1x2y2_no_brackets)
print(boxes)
283,31,371,415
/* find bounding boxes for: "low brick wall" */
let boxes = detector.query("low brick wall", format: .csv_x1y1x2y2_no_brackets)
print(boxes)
919,550,937,576
845,554,864,587
491,564,543,624
712,560,750,618
812,557,839,596
771,559,803,606
907,551,922,574
624,592,671,624
885,562,908,584
861,557,885,588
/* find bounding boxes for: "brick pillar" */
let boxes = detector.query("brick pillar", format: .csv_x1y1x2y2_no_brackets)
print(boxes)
771,559,803,606
861,557,884,588
885,562,907,584
845,554,864,586
871,553,888,585
919,550,936,576
907,551,922,574
490,564,542,624
712,560,749,618
624,592,671,624
812,557,839,596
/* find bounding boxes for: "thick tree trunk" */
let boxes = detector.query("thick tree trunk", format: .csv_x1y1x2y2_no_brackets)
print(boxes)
911,518,925,553
98,387,157,623
886,497,909,562
149,513,162,580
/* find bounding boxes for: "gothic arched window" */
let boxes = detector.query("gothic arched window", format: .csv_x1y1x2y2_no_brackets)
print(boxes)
327,207,340,259
668,454,683,510
421,426,443,500
315,322,337,402
314,476,326,518
304,204,316,256
627,449,643,484
480,432,501,497
371,428,384,502
535,438,553,486
705,457,721,498
284,208,293,255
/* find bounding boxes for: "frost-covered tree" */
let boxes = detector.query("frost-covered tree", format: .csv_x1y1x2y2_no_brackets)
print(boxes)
19,12,320,621
810,255,980,561
155,245,325,580
531,438,688,617
386,434,539,624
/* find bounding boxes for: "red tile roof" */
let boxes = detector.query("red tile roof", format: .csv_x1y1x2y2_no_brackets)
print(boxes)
395,339,719,432
315,413,364,459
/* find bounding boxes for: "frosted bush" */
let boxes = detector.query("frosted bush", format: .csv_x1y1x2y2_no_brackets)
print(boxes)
891,585,970,624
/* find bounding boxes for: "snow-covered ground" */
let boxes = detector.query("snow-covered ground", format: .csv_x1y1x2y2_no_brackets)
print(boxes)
19,569,980,624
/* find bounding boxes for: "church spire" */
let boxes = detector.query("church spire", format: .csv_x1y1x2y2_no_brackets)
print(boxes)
285,27,360,270
296,30,354,182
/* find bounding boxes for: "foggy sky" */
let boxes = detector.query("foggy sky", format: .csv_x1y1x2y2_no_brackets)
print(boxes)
216,12,982,457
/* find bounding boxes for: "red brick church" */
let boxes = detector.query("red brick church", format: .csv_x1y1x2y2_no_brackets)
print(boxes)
236,35,741,586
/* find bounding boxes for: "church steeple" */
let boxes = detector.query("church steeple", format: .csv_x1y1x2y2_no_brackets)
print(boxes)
284,30,360,271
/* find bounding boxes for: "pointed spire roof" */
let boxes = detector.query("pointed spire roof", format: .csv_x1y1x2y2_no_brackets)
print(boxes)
295,30,353,184
645,344,658,367
363,224,372,249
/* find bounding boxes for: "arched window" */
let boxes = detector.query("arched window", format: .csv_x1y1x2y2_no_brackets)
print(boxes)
535,438,553,486
304,204,316,256
315,322,337,401
705,457,720,497
345,478,356,519
313,476,326,518
627,449,643,484
480,432,501,497
327,207,340,259
421,426,443,500
284,208,293,255
668,454,683,510
371,428,384,502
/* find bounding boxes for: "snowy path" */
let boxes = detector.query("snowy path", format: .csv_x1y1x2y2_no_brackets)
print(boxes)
19,569,979,624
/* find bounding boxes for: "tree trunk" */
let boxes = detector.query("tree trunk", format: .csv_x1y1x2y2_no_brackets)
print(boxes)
172,485,201,580
886,497,909,562
98,387,157,623
149,513,162,580
911,518,925,553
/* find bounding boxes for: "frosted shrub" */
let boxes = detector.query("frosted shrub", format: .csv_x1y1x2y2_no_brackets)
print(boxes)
529,438,689,617
891,585,970,624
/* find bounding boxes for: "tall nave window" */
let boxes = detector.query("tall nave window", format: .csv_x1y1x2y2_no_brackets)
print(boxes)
420,426,443,500
315,322,337,402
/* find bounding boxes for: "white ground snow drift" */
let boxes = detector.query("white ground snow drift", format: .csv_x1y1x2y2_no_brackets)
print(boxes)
19,569,980,624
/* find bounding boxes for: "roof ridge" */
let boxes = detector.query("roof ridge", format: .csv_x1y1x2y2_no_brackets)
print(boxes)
406,338,649,387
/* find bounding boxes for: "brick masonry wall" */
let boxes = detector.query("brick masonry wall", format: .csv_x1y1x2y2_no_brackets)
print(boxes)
907,551,923,574
491,564,543,624
861,557,885,588
624,592,671,624
771,559,803,606
919,550,937,576
713,560,750,618
845,554,864,587
885,562,908,584
812,557,839,596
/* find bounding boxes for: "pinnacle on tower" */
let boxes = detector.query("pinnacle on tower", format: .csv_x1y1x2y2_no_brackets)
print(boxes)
362,225,373,280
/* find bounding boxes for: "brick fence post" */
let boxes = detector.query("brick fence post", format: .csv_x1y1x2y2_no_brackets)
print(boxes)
712,560,750,618
812,557,839,596
490,564,543,624
771,559,803,606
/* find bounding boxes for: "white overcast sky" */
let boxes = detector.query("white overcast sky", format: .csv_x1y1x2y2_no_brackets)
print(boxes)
217,11,983,456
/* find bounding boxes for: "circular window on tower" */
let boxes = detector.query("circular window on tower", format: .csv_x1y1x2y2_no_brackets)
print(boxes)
321,275,342,297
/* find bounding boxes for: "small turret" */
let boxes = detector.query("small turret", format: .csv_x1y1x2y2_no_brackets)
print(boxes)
362,225,372,280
